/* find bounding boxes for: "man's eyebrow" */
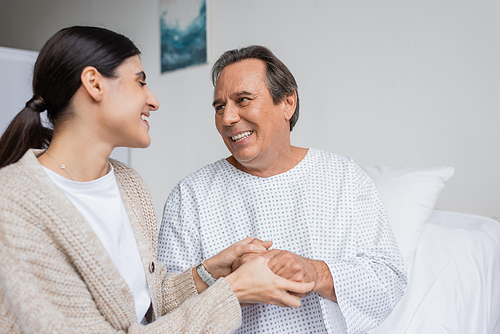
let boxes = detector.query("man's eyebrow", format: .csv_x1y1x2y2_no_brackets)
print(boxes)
233,91,254,98
212,98,223,107
135,71,146,81
212,91,255,107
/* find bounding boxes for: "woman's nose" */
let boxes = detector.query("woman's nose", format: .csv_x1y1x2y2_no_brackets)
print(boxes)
146,87,159,111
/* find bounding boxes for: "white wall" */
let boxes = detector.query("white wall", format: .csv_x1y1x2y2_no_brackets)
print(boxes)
0,47,38,134
1,0,498,220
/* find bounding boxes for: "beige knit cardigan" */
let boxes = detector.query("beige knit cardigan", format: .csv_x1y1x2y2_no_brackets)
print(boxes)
0,150,241,333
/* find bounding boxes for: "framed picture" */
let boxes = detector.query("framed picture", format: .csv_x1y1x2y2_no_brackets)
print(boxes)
160,0,209,73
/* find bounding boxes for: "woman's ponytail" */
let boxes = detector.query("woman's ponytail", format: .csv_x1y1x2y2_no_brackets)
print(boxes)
0,96,52,168
25,95,46,113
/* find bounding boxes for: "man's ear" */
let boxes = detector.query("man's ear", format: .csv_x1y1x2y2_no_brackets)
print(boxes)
80,66,103,102
283,89,297,121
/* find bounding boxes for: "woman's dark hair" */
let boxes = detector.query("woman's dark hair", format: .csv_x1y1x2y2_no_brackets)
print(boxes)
0,26,141,168
211,45,300,131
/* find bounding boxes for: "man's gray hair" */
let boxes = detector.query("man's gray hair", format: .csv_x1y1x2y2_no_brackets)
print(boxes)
211,45,300,131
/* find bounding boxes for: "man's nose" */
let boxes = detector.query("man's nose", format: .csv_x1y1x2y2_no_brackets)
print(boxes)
221,103,240,126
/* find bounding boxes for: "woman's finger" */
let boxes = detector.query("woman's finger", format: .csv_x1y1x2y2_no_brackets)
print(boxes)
232,241,273,258
236,237,255,245
276,291,301,308
249,238,273,249
233,244,267,258
278,276,315,295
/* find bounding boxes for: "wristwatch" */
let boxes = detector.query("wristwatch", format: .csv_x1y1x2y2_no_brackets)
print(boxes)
196,262,217,286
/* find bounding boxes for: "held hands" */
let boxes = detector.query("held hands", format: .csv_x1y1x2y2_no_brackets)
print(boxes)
199,237,315,308
232,249,318,297
225,255,314,308
193,237,271,294
232,242,337,301
203,237,272,279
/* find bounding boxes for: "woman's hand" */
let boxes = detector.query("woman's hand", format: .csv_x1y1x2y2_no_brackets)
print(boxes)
203,237,272,279
225,255,315,308
193,237,272,293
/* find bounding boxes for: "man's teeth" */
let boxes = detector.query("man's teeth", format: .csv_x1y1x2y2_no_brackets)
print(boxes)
141,114,149,124
231,131,252,142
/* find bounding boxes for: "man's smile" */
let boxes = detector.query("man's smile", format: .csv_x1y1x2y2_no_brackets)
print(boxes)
231,131,253,142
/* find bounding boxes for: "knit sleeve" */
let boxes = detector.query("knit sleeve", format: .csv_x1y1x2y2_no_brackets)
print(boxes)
142,268,242,334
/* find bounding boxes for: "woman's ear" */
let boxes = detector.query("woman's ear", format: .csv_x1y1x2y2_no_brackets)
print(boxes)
80,66,103,102
283,89,297,121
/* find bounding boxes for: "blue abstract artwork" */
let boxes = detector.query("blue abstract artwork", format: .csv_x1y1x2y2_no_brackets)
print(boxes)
160,0,207,73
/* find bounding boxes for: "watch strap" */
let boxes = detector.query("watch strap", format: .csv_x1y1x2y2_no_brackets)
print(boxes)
196,262,217,286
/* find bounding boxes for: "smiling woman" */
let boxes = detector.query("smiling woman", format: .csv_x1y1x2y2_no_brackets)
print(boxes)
0,26,313,333
94,55,157,150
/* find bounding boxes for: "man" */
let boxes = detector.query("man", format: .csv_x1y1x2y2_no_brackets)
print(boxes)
158,45,407,333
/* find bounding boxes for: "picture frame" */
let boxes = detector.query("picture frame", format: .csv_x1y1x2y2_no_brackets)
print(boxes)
159,0,209,73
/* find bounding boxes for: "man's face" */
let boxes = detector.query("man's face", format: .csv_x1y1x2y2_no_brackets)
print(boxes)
213,59,292,169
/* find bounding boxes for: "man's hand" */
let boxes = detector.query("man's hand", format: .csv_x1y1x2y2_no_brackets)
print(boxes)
265,250,317,297
232,247,337,301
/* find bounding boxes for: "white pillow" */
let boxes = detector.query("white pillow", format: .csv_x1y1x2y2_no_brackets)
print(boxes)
361,166,454,268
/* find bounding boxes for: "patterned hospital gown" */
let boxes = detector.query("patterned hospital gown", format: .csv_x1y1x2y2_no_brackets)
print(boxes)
158,149,407,334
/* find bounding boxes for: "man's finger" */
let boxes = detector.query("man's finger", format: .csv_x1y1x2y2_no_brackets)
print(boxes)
261,249,281,259
266,251,289,273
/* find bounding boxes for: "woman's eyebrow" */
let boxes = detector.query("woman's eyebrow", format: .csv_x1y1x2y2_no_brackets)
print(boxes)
136,71,146,81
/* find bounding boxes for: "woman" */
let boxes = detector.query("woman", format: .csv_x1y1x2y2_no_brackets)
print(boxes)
0,26,313,333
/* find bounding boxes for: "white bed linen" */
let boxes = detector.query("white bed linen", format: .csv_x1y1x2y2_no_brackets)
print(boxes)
369,210,500,334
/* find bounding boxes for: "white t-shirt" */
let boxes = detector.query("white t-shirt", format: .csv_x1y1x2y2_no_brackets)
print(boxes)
159,148,407,334
43,165,151,324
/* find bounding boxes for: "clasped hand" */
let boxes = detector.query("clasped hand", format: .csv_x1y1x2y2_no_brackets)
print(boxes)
232,243,318,298
230,239,337,302
203,237,314,308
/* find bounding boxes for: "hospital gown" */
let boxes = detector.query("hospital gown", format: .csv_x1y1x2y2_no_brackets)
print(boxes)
158,148,407,334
